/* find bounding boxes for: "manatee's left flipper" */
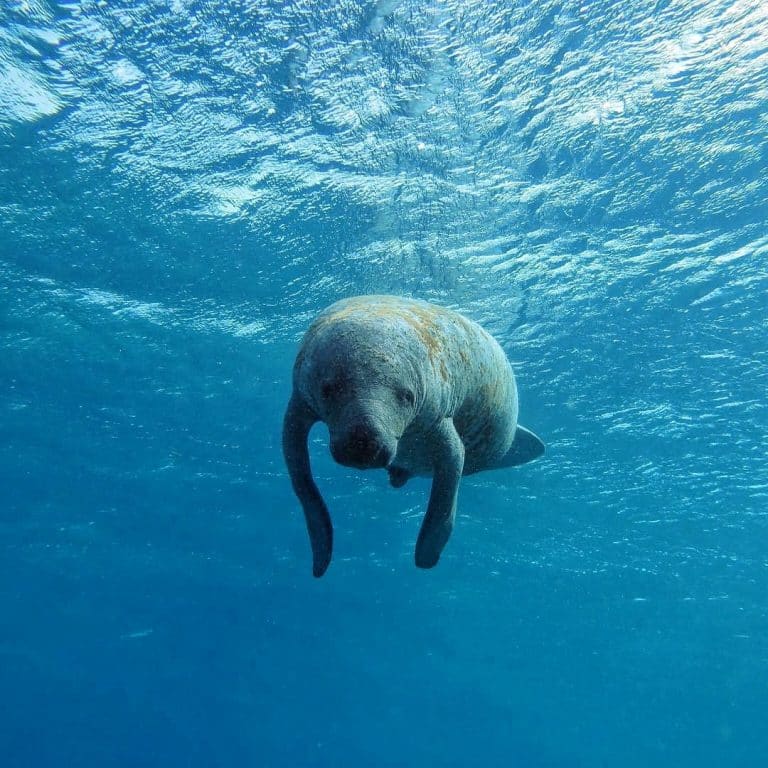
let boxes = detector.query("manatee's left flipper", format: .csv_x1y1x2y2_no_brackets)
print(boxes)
415,418,465,569
492,425,545,469
282,393,333,578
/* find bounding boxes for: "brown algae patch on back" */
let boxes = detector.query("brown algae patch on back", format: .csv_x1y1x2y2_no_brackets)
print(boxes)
311,297,452,365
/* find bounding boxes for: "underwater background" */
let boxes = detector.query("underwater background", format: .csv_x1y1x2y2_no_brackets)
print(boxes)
2,0,767,765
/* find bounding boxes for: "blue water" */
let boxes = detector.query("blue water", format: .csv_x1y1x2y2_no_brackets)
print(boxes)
2,0,767,765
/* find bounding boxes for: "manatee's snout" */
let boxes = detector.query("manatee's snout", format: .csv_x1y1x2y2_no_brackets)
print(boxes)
331,423,394,470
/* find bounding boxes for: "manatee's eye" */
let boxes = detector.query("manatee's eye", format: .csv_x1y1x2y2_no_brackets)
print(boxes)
398,387,415,407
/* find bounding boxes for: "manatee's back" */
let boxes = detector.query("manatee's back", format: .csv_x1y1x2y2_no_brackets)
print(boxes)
295,295,435,404
434,309,519,473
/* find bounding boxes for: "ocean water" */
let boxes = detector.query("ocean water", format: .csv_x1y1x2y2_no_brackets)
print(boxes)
2,0,767,765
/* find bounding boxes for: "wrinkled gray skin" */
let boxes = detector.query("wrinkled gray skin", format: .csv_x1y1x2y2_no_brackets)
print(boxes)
283,295,544,577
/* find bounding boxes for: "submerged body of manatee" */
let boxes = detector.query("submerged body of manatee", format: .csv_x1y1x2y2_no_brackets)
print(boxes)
283,295,545,577
2,1,767,767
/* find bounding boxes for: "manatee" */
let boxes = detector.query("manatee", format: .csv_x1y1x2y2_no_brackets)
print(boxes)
282,295,544,577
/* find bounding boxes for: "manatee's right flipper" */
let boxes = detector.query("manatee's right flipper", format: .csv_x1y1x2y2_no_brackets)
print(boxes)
493,425,545,469
282,393,333,577
415,418,465,569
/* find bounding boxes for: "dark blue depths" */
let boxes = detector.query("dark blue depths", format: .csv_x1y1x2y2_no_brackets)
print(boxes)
1,0,767,766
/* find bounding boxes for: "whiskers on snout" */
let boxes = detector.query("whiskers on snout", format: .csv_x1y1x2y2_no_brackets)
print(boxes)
331,424,394,469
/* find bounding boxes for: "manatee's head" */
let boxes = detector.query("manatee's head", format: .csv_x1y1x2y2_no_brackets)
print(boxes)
297,322,423,470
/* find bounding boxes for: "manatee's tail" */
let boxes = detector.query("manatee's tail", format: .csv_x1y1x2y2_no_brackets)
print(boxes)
493,426,545,469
